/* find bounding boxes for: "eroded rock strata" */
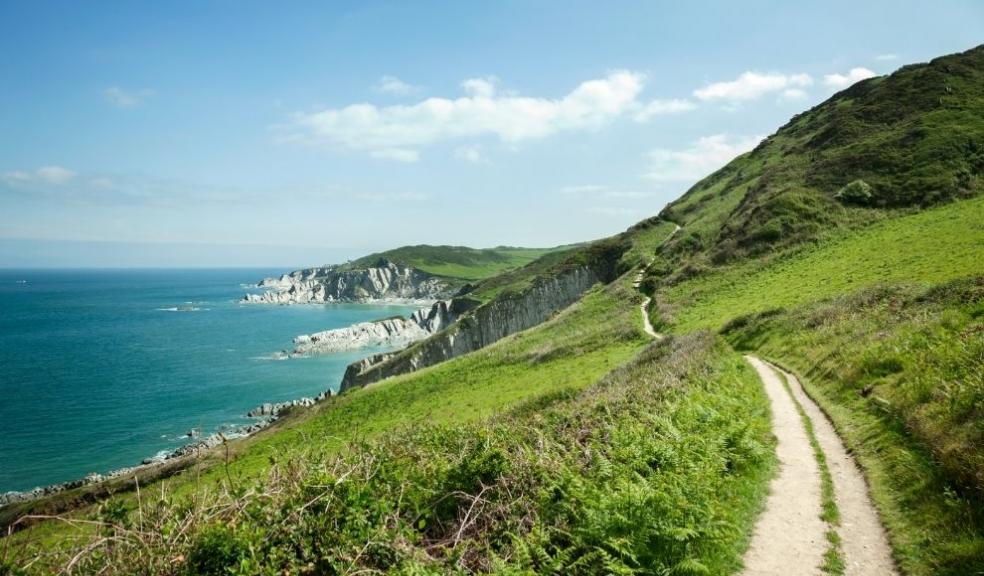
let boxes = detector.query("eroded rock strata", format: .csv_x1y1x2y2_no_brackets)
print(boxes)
244,259,452,304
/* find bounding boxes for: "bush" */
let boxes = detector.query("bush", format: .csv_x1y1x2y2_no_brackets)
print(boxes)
184,525,254,576
834,179,874,205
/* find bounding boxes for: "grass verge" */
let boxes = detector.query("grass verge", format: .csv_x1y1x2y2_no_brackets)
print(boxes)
3,334,775,575
660,194,984,332
724,278,984,575
770,363,844,575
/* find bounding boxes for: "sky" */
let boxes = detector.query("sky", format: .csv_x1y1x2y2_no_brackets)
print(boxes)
1,1,982,268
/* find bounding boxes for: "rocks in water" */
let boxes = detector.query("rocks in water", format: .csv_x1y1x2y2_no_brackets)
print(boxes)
291,300,458,355
245,393,324,418
242,260,453,304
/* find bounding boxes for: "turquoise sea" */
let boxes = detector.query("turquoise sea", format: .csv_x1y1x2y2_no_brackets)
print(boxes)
0,269,419,493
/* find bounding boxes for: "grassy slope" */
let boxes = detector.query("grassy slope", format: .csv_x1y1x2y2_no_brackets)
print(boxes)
657,45,984,267
13,335,776,575
3,223,676,565
652,196,984,575
722,280,984,576
634,46,984,574
661,194,984,331
343,244,565,281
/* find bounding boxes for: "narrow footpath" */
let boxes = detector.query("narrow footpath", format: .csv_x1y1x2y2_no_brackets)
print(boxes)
632,267,661,339
742,356,897,576
633,224,680,340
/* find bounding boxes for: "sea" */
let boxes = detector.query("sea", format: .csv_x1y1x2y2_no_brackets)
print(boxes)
0,268,420,493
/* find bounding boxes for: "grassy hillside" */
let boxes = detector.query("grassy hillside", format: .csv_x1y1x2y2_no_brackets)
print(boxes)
657,44,984,267
633,46,984,575
2,226,679,569
658,194,984,331
723,278,984,575
7,334,774,575
342,244,567,281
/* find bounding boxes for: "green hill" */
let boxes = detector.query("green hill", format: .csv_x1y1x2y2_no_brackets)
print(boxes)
341,244,570,281
658,44,983,266
4,46,984,575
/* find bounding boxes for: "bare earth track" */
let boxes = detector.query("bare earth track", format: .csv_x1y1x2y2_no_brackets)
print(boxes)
742,356,897,576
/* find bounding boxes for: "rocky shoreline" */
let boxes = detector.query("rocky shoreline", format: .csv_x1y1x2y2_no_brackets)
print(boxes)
290,299,457,355
0,389,334,507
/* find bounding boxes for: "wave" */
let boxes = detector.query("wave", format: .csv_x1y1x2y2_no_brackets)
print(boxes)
249,352,290,361
155,306,210,312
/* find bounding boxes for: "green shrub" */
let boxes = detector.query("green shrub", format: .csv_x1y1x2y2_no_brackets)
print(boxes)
185,525,254,576
834,179,874,205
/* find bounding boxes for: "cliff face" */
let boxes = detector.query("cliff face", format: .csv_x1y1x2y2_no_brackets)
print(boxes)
243,259,453,304
339,266,600,392
292,300,458,355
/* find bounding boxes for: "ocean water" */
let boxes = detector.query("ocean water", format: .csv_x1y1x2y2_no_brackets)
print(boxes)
0,269,419,493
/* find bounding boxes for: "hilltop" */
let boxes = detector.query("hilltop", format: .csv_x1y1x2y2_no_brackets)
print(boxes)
340,244,571,281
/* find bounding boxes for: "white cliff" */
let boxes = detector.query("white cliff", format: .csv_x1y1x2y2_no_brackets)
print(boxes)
244,259,452,304
292,300,457,355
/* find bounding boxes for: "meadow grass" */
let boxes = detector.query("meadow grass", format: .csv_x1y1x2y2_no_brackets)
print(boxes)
343,245,562,281
2,270,651,558
4,334,776,575
661,195,984,331
723,279,984,575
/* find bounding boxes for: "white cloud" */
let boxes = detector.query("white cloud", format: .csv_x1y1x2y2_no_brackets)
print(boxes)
36,166,77,185
2,171,32,185
644,134,764,182
3,166,77,187
285,71,646,161
694,71,813,102
875,54,898,61
461,76,498,98
779,88,809,101
454,144,485,163
823,67,877,89
634,98,697,121
374,75,420,96
104,86,154,109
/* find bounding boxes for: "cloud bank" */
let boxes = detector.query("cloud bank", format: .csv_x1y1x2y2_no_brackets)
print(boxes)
694,72,813,102
644,134,764,182
823,67,877,89
285,71,691,161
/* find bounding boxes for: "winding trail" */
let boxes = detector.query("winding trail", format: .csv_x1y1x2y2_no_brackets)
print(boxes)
633,224,681,340
742,356,897,576
632,268,661,339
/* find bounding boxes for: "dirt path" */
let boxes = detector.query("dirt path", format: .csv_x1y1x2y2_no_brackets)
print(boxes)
639,297,659,339
632,223,680,340
774,364,898,576
742,356,827,575
743,356,898,576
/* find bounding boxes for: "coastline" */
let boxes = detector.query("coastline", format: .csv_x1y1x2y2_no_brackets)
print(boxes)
0,388,333,508
1,272,437,510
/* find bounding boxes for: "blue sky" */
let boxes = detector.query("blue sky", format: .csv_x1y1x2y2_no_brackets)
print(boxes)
1,1,982,267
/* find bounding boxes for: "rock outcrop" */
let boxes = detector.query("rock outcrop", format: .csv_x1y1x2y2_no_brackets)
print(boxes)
291,299,462,355
340,266,601,392
244,259,452,304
